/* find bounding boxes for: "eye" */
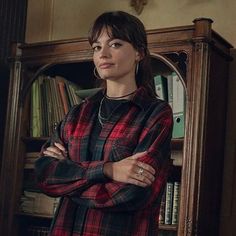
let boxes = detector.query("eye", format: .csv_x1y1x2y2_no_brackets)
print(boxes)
110,42,122,48
92,45,101,52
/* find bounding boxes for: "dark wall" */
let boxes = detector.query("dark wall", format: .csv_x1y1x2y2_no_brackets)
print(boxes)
0,0,27,171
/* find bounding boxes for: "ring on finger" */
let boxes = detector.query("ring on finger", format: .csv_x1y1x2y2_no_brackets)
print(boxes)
138,167,144,175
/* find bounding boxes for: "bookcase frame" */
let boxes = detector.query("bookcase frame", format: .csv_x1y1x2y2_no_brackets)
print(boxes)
0,18,232,236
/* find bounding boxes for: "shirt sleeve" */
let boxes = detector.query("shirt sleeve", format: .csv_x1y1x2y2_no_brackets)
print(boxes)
35,101,173,211
35,105,109,197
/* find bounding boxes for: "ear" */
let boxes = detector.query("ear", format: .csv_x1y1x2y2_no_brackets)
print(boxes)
135,49,144,61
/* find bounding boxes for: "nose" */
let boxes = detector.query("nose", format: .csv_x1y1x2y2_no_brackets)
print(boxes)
99,45,111,58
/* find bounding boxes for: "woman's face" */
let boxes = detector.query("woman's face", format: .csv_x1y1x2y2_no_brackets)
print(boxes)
92,28,141,84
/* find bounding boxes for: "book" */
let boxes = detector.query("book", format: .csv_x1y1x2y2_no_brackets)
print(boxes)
171,182,181,224
28,226,50,236
57,78,70,114
75,88,101,100
30,79,41,137
159,189,166,225
24,152,40,169
20,191,60,216
44,77,53,136
40,76,48,136
164,182,174,224
171,150,183,166
30,75,84,137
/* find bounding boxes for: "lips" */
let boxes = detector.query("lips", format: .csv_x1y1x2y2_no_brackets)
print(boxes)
99,63,114,69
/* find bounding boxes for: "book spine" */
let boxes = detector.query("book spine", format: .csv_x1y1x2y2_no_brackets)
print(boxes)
172,182,181,224
164,182,174,224
57,79,69,114
158,189,166,225
30,79,41,137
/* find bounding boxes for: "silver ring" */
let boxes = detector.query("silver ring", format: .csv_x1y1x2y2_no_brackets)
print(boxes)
138,167,144,175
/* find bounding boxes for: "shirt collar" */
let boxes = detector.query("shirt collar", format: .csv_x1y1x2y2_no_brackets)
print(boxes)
130,86,156,110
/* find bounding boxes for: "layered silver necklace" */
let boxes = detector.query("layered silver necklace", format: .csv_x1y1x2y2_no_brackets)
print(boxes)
98,97,107,127
97,90,137,127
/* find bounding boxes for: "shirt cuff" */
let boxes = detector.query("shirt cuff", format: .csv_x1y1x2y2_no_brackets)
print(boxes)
86,162,108,183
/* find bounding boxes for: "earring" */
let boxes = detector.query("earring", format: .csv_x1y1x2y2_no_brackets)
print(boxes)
94,67,102,79
135,62,139,75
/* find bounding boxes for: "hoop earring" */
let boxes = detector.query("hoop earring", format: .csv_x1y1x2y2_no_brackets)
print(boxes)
135,62,139,75
94,67,102,79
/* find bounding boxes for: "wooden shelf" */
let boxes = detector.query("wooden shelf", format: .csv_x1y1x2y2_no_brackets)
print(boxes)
159,224,178,231
171,138,184,150
21,136,49,143
16,211,53,219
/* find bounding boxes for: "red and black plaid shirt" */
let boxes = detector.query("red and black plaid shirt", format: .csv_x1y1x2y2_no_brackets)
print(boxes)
35,86,173,236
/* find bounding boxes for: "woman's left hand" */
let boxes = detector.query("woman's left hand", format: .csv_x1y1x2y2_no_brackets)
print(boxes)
103,151,156,187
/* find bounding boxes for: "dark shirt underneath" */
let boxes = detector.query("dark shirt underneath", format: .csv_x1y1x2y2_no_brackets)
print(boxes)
88,97,127,160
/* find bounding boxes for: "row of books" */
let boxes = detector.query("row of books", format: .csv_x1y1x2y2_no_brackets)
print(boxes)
24,152,40,169
20,191,60,216
30,73,184,138
154,72,185,138
27,226,50,236
30,75,82,137
158,232,176,236
30,75,102,138
159,182,181,225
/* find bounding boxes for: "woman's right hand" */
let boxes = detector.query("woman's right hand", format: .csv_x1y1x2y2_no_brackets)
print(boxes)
103,152,156,187
42,142,67,160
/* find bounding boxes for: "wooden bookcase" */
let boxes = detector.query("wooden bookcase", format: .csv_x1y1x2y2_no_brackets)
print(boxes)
0,18,232,236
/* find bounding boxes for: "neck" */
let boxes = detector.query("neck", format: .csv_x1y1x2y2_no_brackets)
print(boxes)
106,81,137,99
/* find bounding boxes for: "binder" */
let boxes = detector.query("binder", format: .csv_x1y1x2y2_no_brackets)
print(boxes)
167,74,173,108
171,72,185,138
154,74,168,101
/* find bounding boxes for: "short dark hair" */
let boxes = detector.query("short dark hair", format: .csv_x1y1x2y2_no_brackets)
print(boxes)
89,11,155,96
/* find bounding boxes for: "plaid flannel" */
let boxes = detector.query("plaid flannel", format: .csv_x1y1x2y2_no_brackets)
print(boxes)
35,86,173,236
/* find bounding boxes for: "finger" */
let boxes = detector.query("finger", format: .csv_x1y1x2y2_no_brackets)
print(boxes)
46,146,62,156
129,175,152,187
54,142,67,152
137,161,156,175
136,168,155,183
43,150,64,160
128,151,147,160
54,143,68,157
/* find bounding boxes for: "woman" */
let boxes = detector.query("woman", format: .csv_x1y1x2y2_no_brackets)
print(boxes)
35,11,173,236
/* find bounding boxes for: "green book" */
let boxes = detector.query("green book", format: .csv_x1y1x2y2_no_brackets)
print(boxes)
30,79,41,137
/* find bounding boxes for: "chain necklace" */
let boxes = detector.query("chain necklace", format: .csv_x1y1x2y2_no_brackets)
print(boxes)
98,90,137,127
98,97,107,127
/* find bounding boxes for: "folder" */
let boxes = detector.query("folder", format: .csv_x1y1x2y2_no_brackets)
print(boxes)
167,74,173,108
171,72,185,138
154,74,168,101
173,112,185,138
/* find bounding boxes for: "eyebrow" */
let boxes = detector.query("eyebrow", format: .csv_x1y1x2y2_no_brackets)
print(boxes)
92,37,121,45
